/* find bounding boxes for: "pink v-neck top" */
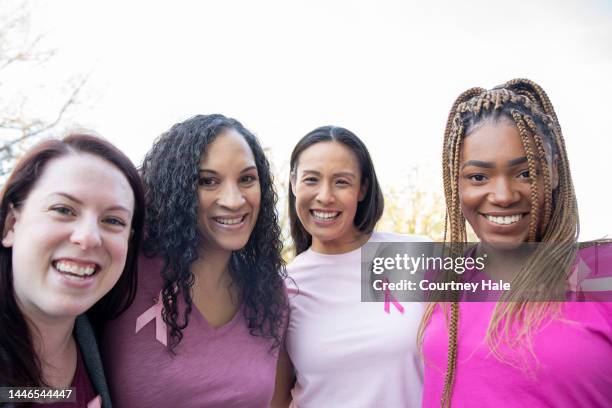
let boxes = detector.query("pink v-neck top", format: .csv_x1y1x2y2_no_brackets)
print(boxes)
423,243,612,407
101,255,279,408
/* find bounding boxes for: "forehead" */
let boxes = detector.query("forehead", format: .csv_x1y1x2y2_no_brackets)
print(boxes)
297,141,361,174
27,153,134,210
461,121,527,162
199,129,256,169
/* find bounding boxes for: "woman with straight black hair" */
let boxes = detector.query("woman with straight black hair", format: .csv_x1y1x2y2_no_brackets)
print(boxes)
0,133,145,407
272,126,426,407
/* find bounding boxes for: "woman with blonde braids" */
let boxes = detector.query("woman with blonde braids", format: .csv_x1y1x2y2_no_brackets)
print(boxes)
421,79,612,407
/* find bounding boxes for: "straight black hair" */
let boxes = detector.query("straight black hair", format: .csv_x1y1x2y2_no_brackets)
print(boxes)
288,126,384,255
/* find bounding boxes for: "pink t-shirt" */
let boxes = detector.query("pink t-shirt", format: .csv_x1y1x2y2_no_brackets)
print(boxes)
286,232,426,408
101,255,279,408
423,244,612,407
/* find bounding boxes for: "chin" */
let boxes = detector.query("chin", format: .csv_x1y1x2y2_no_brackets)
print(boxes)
45,299,96,318
480,236,527,251
220,240,251,252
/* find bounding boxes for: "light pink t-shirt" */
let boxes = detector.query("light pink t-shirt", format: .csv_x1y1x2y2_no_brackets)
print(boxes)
423,244,612,407
286,232,426,408
102,256,279,408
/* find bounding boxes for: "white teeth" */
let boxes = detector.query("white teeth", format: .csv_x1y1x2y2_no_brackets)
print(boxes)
312,210,340,220
55,261,96,276
485,214,523,225
215,216,244,225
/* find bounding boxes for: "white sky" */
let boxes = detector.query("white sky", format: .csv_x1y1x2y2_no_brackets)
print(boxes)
5,0,612,240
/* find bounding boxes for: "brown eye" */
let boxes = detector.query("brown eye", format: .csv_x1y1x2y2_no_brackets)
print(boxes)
199,177,218,186
468,174,487,182
52,206,75,216
241,175,258,184
518,170,530,179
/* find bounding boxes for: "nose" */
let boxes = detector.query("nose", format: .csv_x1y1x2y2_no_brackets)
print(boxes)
315,182,336,205
70,216,102,250
217,182,246,210
488,177,520,207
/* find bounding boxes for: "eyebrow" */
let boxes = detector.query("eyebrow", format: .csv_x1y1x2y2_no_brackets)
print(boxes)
50,192,132,214
507,156,528,166
199,165,257,174
461,156,528,170
300,170,357,179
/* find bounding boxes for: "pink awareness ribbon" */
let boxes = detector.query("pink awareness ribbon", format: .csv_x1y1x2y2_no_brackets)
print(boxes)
87,395,102,408
568,255,590,292
383,277,404,314
135,291,168,346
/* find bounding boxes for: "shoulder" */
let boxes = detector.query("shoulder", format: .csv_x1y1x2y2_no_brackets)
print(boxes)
370,231,432,243
74,315,113,408
137,254,166,291
576,240,612,278
571,241,612,299
364,231,431,261
286,249,319,273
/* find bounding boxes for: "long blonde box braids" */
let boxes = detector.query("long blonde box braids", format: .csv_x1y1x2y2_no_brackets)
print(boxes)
418,79,579,408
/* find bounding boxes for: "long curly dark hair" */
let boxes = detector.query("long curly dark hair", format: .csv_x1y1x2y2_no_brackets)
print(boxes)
141,114,287,351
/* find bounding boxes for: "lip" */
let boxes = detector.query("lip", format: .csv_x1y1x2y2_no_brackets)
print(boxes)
480,211,529,217
51,257,101,289
309,209,341,226
211,214,248,229
479,212,529,229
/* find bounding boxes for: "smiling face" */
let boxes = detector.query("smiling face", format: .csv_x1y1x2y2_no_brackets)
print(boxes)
196,129,261,254
291,141,367,254
458,120,556,248
1,153,134,321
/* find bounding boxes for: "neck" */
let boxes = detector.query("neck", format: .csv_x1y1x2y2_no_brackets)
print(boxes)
191,247,233,290
476,243,533,281
19,303,77,387
311,230,371,255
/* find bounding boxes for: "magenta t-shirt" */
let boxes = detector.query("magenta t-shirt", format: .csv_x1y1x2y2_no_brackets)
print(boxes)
423,244,612,407
101,255,280,408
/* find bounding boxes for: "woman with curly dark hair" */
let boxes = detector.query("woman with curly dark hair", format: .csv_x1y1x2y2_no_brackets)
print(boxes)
102,114,287,407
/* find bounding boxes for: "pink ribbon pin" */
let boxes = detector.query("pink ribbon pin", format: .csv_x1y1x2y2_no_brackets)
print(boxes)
568,255,591,292
135,291,168,346
383,277,404,314
87,395,102,408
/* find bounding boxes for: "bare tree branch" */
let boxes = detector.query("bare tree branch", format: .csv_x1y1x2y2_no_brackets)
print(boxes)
0,74,88,153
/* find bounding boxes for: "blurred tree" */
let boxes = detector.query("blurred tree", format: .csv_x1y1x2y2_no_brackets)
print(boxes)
376,167,445,242
0,0,87,179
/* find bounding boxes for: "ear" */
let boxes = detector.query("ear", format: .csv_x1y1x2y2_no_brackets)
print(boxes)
550,154,559,191
2,204,19,248
358,178,369,202
289,172,297,196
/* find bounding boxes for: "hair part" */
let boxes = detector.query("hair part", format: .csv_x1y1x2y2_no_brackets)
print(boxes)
0,133,144,386
140,114,287,352
288,126,384,255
